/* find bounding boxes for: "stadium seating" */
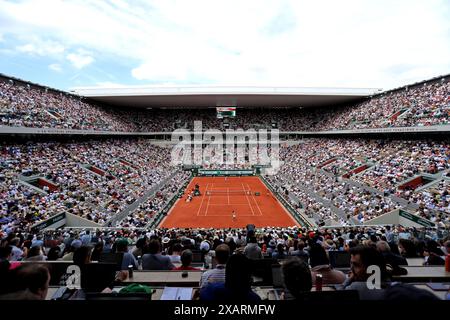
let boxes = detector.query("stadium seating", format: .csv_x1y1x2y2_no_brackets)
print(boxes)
1,75,448,132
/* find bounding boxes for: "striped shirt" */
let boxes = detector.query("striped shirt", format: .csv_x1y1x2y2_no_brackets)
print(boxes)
200,264,226,287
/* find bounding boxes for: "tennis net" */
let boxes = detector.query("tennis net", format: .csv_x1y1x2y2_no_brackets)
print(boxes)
205,190,251,196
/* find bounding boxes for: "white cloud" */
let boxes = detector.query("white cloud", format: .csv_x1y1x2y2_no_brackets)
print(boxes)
16,39,65,56
48,63,62,72
66,49,94,69
0,0,449,89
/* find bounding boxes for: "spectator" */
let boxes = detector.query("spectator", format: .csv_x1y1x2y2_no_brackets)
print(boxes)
0,264,50,300
442,240,450,255
398,239,419,258
116,239,138,270
142,239,174,270
200,254,261,302
62,239,82,261
281,257,313,299
376,241,408,273
31,235,44,248
309,244,346,285
272,243,288,260
46,247,61,261
90,242,104,262
341,245,388,300
383,283,440,301
423,241,446,265
244,236,263,260
200,244,230,287
174,249,200,271
73,246,92,266
168,243,182,264
24,246,46,261
9,238,24,261
80,230,92,246
132,237,147,259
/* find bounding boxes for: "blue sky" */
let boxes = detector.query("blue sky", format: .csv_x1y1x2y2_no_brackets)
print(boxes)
0,0,449,91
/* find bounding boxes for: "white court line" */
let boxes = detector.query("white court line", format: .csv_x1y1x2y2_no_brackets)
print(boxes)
205,214,257,217
204,183,213,216
208,203,249,206
247,183,263,216
196,183,209,216
242,182,255,216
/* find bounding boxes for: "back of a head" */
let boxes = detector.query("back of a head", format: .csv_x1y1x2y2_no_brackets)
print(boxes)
215,244,230,264
297,240,305,250
225,254,252,292
73,246,92,266
309,243,330,267
148,239,161,254
172,243,183,253
115,239,128,253
282,257,312,299
277,243,284,253
135,238,145,250
399,239,417,257
10,264,50,299
27,246,42,258
10,237,20,247
47,247,61,261
181,249,193,266
376,241,391,253
383,284,439,301
0,246,12,260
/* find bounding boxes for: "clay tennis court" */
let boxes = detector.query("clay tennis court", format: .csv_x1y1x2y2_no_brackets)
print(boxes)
159,176,299,228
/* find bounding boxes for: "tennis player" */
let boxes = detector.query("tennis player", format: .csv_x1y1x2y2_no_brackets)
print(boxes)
232,210,237,222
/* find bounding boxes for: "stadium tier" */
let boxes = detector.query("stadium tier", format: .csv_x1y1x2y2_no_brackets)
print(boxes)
1,73,449,302
1,73,449,133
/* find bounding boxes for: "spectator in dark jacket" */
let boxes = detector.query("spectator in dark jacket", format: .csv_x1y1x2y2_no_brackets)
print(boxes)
282,257,313,299
423,241,445,265
376,241,408,275
200,254,261,302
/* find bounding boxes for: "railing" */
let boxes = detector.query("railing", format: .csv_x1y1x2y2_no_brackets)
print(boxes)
259,175,314,228
106,170,182,227
1,124,450,136
146,176,192,229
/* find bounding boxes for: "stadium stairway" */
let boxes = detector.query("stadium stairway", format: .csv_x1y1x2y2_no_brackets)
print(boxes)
104,170,181,227
342,175,408,205
276,171,350,225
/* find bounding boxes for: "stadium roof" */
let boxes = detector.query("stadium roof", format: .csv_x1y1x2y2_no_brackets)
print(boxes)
71,85,382,108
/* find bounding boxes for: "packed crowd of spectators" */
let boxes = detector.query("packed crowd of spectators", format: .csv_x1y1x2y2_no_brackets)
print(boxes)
0,80,132,131
353,141,449,192
0,224,448,300
316,78,450,130
1,139,176,230
1,137,449,233
116,172,191,228
399,179,450,221
270,139,449,226
1,76,448,132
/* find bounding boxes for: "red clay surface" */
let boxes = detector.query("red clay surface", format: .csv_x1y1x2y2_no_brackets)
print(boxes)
159,176,299,228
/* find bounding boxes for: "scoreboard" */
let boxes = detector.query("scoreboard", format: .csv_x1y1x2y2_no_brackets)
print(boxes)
216,106,236,118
